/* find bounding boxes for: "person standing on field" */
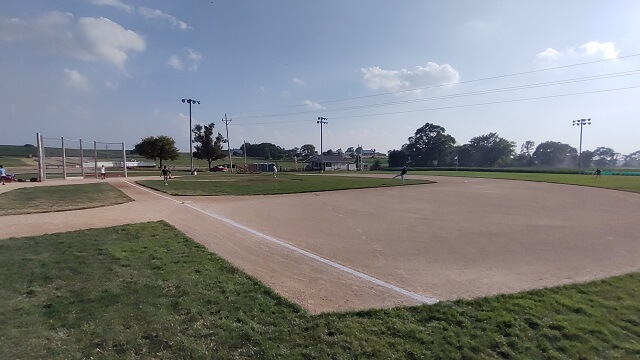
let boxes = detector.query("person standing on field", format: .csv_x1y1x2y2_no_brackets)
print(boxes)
272,164,278,179
162,165,171,185
0,165,6,185
100,165,106,180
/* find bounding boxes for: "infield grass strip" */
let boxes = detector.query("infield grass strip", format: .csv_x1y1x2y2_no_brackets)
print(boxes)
0,183,132,216
1,222,639,358
413,171,640,193
137,173,431,195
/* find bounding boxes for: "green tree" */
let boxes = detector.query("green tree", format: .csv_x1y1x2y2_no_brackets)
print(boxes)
592,147,618,168
133,135,180,167
370,158,383,170
300,144,316,157
404,123,456,167
532,141,577,167
192,123,226,169
461,132,515,167
622,150,640,167
387,150,409,167
579,150,595,169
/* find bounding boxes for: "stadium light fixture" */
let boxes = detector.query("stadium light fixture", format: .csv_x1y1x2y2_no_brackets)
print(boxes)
572,118,591,173
182,98,201,174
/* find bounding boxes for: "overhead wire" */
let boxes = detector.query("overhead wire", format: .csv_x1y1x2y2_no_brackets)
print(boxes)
226,53,640,117
230,85,640,125
231,70,640,121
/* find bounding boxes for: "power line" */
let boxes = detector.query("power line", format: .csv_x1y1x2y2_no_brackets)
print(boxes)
229,85,640,125
226,53,640,116
231,69,640,120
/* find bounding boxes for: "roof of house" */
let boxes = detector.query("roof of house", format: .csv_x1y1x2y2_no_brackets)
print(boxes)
304,155,353,163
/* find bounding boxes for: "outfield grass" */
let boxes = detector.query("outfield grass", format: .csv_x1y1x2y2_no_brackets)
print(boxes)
413,171,640,194
1,222,638,358
0,156,31,167
0,183,132,216
137,173,430,196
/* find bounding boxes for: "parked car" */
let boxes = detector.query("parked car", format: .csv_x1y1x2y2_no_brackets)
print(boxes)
210,165,228,172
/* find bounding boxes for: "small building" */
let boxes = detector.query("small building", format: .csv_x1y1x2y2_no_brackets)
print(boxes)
305,155,355,171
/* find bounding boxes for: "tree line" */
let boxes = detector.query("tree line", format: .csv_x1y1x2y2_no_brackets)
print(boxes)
131,122,322,167
388,122,640,169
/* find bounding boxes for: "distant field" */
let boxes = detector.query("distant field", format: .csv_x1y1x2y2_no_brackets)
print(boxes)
412,171,640,194
1,221,638,358
138,173,429,195
0,183,132,216
0,156,30,167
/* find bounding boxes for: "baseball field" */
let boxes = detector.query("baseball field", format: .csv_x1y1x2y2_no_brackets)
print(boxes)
1,172,638,358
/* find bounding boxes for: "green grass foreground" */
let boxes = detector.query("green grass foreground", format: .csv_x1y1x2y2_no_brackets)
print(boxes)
138,173,430,196
414,171,640,194
0,183,132,216
1,222,639,359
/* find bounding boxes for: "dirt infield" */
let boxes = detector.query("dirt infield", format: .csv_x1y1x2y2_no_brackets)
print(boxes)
1,175,639,313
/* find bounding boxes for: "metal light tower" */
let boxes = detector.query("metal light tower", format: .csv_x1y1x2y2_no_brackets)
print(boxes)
317,117,328,172
181,98,200,174
572,118,591,173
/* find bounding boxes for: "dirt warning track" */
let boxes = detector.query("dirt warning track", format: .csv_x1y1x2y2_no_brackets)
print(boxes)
1,175,639,313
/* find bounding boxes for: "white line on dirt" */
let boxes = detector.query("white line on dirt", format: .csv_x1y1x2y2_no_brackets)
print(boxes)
125,180,438,305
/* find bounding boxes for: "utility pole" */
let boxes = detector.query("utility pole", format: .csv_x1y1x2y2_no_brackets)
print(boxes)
317,117,328,172
181,98,200,174
223,114,233,172
243,140,247,165
572,118,591,173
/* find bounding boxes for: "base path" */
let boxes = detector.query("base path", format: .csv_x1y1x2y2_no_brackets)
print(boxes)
1,175,639,313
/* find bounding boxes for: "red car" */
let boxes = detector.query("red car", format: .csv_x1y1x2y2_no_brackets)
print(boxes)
210,165,228,172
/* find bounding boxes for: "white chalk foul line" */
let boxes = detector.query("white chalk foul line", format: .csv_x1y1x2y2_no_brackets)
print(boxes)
125,180,438,305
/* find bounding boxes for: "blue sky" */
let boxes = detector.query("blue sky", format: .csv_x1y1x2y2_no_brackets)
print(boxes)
2,0,640,155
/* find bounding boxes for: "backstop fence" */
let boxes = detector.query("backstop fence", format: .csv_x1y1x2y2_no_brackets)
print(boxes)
36,133,129,181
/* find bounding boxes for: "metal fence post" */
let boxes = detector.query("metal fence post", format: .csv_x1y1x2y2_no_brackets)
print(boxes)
80,139,85,178
62,136,67,180
94,141,98,178
122,142,128,178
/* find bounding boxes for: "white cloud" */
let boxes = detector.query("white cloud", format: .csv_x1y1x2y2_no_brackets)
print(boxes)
138,7,191,30
167,54,183,70
581,41,620,60
536,48,562,61
0,11,73,42
0,12,145,71
64,69,91,91
536,41,620,62
167,48,203,71
74,17,146,70
186,48,203,71
361,62,460,92
105,80,119,88
187,48,202,61
90,0,133,13
292,77,306,86
302,100,325,110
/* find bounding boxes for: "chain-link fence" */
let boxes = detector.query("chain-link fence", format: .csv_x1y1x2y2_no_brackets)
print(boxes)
35,134,129,181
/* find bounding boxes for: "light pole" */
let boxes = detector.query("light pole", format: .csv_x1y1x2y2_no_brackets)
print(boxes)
572,118,591,173
317,117,328,172
181,98,200,174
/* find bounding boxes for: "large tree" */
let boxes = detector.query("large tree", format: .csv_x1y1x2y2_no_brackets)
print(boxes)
513,140,536,167
387,150,409,167
244,142,285,160
192,123,226,169
592,147,618,168
404,123,456,167
300,144,316,157
532,141,577,167
458,132,515,167
133,135,180,167
622,150,640,167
